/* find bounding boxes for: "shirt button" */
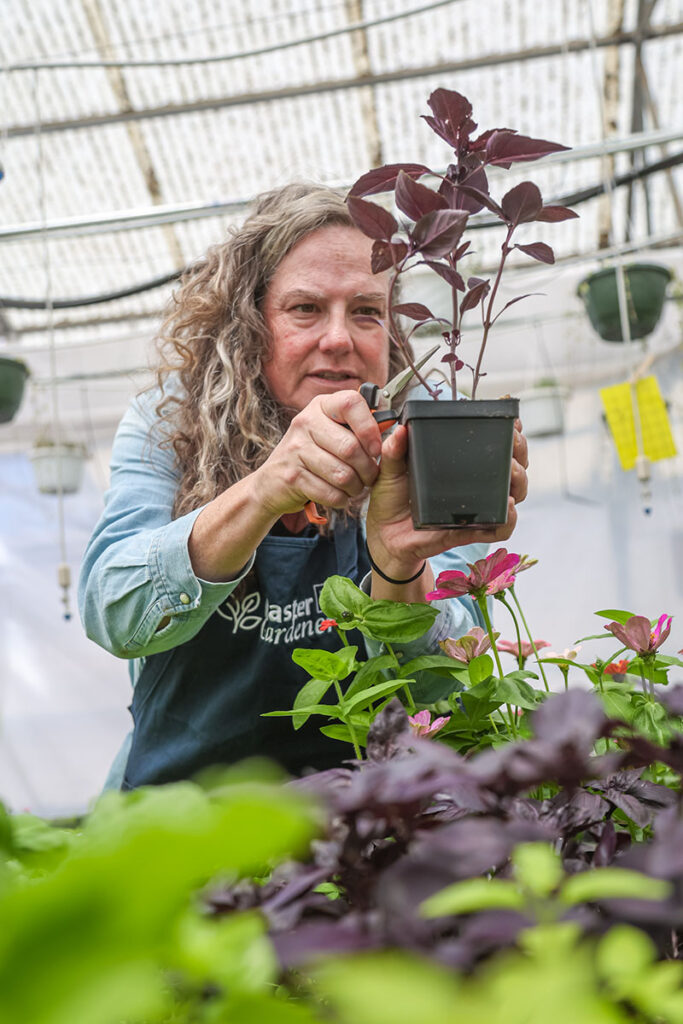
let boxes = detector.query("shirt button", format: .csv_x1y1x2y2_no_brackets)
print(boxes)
179,593,191,605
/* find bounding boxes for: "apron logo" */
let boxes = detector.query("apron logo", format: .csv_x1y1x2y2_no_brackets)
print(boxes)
216,591,263,633
217,590,327,644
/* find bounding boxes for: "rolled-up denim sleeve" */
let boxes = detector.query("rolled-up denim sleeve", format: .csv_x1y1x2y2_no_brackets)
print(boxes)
78,393,253,659
359,541,490,661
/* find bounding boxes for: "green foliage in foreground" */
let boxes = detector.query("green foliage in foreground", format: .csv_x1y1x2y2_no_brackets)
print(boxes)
2,758,683,1024
0,764,319,1024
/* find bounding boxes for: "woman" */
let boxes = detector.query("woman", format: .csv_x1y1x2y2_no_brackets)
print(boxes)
79,182,528,788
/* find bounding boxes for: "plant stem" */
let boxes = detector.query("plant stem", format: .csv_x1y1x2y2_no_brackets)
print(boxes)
388,257,441,399
333,680,362,760
336,627,349,647
477,595,517,739
384,640,416,712
497,593,524,670
472,225,513,398
508,585,550,692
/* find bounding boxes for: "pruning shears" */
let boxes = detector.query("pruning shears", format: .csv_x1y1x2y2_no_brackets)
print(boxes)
304,344,439,525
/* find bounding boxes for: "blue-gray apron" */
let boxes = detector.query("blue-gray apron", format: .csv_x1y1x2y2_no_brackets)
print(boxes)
122,521,370,788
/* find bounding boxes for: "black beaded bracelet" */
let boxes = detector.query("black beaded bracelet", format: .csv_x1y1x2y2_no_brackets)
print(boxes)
366,546,426,585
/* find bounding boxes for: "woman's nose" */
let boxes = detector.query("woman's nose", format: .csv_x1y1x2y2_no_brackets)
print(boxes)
318,311,354,353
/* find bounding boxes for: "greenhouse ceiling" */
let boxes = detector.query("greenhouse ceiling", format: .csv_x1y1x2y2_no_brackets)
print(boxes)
0,0,681,374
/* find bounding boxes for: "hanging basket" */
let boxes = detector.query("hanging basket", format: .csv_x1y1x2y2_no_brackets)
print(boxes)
0,355,30,423
517,384,567,438
577,263,672,342
29,442,87,494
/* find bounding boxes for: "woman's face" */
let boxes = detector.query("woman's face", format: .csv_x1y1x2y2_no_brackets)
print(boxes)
262,224,391,414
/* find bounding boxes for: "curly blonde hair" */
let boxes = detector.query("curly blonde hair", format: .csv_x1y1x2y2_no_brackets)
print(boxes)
153,182,410,517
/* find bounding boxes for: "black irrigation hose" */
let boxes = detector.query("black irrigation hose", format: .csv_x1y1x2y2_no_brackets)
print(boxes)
1,150,681,311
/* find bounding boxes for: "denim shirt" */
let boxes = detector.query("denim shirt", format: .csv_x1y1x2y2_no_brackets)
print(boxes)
78,388,489,784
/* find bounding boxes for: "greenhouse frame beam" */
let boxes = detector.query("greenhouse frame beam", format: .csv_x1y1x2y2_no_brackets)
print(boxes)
4,21,682,139
2,127,681,244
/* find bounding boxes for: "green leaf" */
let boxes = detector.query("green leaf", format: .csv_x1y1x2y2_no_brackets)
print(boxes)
655,655,683,669
594,608,636,623
361,601,438,643
421,878,525,917
313,951,462,1024
598,688,634,723
319,575,372,627
320,723,368,746
468,653,493,685
343,654,396,700
292,678,333,730
344,678,412,714
173,907,277,991
512,843,563,897
493,676,541,710
401,654,469,679
291,646,357,682
263,703,340,719
560,868,671,906
596,924,655,995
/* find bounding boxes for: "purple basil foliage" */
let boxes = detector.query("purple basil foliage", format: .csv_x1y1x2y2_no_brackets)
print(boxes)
206,692,683,971
346,87,578,399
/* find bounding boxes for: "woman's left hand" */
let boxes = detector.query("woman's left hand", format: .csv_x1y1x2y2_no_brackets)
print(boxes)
365,418,529,582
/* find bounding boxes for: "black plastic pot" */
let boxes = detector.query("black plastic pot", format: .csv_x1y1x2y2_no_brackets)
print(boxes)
577,263,671,342
400,397,519,529
0,355,29,423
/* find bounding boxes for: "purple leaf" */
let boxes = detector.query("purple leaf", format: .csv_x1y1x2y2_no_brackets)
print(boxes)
424,260,466,291
533,690,607,752
371,239,408,273
486,130,570,166
411,209,468,258
348,163,431,197
424,88,477,149
493,293,542,319
470,127,514,152
454,241,471,260
593,820,618,867
347,196,397,241
395,171,447,221
440,166,490,214
441,354,464,369
659,684,683,717
501,182,543,226
537,204,579,222
456,184,505,219
392,301,434,321
514,242,555,265
460,279,490,314
467,276,486,289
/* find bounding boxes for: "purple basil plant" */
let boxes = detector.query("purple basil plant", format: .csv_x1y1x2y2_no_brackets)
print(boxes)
346,87,578,399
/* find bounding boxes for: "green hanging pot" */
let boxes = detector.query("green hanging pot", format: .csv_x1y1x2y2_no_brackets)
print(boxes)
0,355,30,423
577,263,672,342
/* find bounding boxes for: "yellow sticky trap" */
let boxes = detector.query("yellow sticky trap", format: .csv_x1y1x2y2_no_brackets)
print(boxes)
600,376,677,471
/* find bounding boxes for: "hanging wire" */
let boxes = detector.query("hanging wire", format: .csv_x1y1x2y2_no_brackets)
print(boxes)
583,0,652,514
32,68,73,620
6,0,465,72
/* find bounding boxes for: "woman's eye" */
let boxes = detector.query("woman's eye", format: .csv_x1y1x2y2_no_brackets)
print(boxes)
292,303,318,313
355,306,383,318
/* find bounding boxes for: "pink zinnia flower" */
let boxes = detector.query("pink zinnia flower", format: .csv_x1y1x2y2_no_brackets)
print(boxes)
497,639,550,660
408,709,450,738
605,613,672,655
426,548,522,602
440,627,498,663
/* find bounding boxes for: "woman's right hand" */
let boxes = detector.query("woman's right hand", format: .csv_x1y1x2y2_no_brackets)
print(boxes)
255,389,384,520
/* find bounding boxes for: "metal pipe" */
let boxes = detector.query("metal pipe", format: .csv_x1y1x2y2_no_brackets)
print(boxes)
4,22,682,139
1,128,681,244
